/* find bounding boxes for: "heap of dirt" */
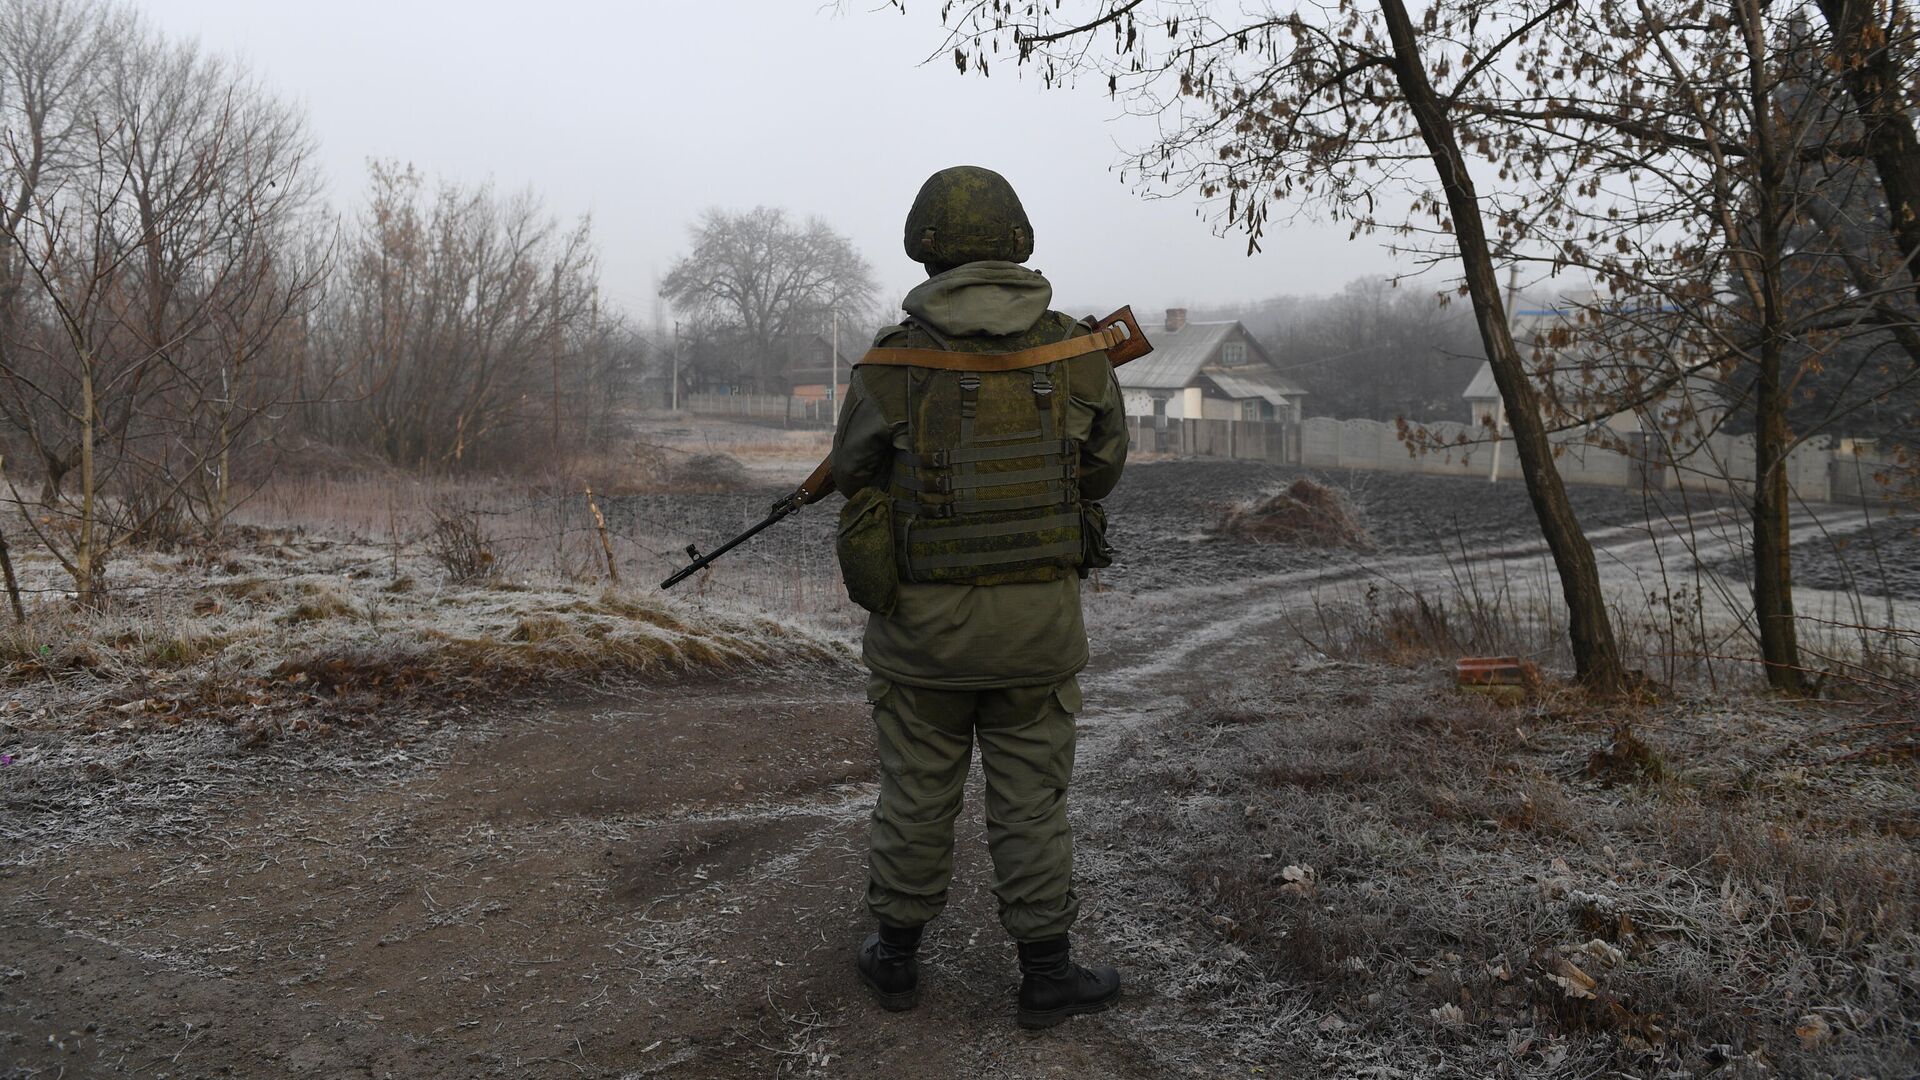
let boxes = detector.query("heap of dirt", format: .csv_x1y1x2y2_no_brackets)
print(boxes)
1214,477,1375,551
670,452,751,492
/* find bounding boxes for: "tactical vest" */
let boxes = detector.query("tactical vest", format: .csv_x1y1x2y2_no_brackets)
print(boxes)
863,316,1101,586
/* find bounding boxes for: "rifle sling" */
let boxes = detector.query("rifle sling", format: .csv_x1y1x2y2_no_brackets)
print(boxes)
853,326,1124,372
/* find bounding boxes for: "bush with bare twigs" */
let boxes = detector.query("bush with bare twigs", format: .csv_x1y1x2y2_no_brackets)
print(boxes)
424,503,501,584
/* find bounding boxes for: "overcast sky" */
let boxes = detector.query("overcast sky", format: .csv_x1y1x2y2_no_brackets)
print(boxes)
137,0,1407,324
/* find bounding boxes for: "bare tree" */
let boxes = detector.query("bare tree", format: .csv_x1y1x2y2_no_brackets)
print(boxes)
659,207,875,396
1813,0,1920,315
1446,1,1920,691
0,0,322,601
104,25,325,535
320,162,604,471
916,0,1632,690
0,0,117,502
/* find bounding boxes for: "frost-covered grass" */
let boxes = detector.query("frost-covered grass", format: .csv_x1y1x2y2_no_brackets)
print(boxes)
0,516,847,741
1080,660,1920,1078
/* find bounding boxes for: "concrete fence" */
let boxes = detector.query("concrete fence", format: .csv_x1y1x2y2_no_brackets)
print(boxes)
1119,411,1907,507
1125,417,1293,461
682,396,1908,507
684,393,835,426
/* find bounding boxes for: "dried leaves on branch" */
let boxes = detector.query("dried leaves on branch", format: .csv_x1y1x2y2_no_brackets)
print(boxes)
912,0,1920,692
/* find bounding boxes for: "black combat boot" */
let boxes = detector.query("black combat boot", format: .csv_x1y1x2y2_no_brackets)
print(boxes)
1015,936,1122,1029
855,923,923,1011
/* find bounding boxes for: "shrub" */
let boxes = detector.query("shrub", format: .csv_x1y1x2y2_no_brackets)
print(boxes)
424,502,501,584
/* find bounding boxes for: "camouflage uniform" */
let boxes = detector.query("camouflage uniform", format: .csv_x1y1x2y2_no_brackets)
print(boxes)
832,168,1127,961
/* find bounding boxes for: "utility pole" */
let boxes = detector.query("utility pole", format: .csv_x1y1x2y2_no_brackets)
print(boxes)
671,320,681,412
1489,263,1522,484
829,310,839,422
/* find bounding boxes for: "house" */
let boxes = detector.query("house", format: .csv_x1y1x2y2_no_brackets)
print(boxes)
1462,301,1723,436
1119,309,1307,423
781,332,850,406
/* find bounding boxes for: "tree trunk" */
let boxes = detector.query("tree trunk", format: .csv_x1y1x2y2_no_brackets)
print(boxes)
1744,0,1807,692
1379,0,1629,692
0,519,23,624
39,459,64,506
76,352,98,607
214,410,232,540
1751,338,1803,690
1815,0,1920,316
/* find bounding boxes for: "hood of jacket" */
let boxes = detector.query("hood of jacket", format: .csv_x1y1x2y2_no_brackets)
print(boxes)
901,261,1053,338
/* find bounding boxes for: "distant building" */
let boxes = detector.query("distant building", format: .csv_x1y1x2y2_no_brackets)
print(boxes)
1118,309,1308,423
1462,302,1722,436
781,332,849,406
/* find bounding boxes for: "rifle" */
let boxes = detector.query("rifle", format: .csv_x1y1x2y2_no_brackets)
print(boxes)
660,306,1152,590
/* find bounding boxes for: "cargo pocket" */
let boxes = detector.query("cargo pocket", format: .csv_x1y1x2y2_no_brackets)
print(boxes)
1077,500,1114,578
836,487,898,614
1043,676,1082,789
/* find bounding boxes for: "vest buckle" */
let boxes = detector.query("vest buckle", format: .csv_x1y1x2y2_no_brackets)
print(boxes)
1030,372,1054,404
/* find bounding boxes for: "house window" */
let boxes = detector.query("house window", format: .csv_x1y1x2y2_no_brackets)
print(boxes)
1241,398,1262,422
1221,341,1247,365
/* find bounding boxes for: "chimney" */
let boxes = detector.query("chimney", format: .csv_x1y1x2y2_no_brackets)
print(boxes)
1164,307,1188,333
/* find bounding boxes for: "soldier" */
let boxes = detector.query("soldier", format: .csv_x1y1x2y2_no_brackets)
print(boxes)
829,165,1128,1029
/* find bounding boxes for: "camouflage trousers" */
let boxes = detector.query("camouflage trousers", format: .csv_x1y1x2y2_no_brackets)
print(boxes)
863,674,1082,942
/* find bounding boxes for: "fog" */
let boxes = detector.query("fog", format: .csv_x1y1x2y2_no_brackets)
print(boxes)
135,0,1404,320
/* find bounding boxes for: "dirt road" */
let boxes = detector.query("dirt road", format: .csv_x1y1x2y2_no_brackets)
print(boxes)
3,465,1908,1078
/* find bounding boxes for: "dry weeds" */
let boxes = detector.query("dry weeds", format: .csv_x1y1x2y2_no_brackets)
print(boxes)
1082,660,1918,1077
0,523,847,746
1216,477,1376,551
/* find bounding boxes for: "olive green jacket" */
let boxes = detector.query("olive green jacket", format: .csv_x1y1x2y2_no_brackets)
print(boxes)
831,262,1128,689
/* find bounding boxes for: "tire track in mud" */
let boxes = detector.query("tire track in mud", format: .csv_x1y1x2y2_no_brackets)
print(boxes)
1086,500,1901,697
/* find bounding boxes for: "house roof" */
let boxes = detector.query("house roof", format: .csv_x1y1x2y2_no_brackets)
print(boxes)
1120,321,1239,388
1467,300,1699,402
1203,370,1293,406
1118,320,1308,396
1462,362,1500,400
1461,358,1725,417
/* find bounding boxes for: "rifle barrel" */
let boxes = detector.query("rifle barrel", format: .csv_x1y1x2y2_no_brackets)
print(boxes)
659,501,795,590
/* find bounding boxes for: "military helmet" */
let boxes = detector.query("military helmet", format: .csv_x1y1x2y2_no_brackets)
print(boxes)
903,166,1034,267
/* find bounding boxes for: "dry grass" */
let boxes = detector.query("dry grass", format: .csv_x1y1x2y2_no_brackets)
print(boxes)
0,523,848,744
223,460,858,637
1084,662,1919,1077
1216,477,1376,550
667,451,752,492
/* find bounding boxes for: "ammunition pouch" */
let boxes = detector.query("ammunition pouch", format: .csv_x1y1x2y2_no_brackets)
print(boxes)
837,486,899,614
1078,500,1114,577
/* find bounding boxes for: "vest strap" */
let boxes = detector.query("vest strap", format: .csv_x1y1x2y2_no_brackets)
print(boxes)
944,463,1072,490
909,512,1081,543
950,489,1071,514
911,539,1083,571
854,326,1123,372
898,439,1075,469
